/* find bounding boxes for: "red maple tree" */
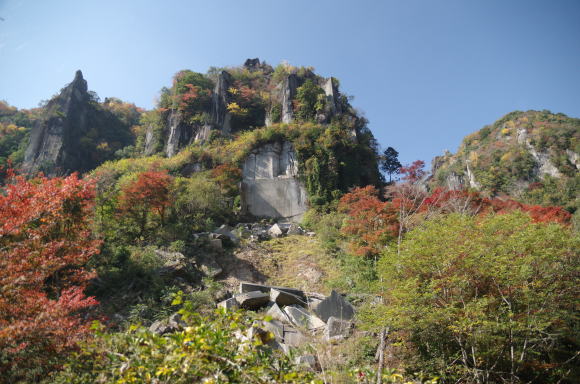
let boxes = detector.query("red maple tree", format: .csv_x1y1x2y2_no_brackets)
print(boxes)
339,186,398,258
117,169,173,238
0,170,101,381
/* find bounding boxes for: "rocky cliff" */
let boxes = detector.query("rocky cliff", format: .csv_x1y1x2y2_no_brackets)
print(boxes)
430,110,579,209
23,71,91,175
241,141,308,221
145,59,352,158
22,71,138,176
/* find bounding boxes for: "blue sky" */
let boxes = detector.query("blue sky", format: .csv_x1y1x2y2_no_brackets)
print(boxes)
1,0,579,166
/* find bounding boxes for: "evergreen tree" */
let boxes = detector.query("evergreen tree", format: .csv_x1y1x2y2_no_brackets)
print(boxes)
380,146,402,182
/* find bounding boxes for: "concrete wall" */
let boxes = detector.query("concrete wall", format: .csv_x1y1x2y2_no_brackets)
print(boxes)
241,141,308,222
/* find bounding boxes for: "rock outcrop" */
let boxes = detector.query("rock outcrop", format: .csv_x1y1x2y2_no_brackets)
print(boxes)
163,70,233,157
281,74,298,124
23,71,91,176
22,70,136,176
241,141,308,221
430,110,579,198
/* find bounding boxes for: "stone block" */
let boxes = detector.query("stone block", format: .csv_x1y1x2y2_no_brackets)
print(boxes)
217,297,239,310
266,303,291,323
234,291,270,310
239,282,305,300
283,326,307,346
270,288,307,307
324,316,351,340
313,290,354,322
283,305,326,330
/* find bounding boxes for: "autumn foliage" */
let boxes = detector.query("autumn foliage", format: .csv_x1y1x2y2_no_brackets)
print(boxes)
339,186,398,257
117,169,173,238
339,158,571,257
0,171,101,381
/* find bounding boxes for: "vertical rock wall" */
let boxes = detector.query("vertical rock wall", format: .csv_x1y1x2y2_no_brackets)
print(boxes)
241,141,308,222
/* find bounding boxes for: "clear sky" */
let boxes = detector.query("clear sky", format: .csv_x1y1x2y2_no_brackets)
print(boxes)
1,0,579,166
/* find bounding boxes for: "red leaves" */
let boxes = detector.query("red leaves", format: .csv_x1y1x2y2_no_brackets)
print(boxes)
0,171,100,379
400,160,426,183
339,186,398,258
117,169,173,237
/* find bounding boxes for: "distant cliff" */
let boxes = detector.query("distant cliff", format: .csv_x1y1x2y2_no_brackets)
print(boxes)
430,110,579,211
22,71,139,176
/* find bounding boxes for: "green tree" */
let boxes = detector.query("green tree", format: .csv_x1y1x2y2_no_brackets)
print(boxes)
374,212,579,383
380,146,402,183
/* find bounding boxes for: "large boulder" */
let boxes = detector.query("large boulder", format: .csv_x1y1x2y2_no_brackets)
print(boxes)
270,288,307,307
312,290,355,322
283,305,326,330
234,291,270,310
324,316,351,341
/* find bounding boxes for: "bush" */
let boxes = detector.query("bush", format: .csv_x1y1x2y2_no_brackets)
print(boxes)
50,301,317,383
374,212,579,383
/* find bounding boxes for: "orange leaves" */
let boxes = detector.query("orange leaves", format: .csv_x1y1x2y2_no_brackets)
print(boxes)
0,171,100,379
339,186,398,258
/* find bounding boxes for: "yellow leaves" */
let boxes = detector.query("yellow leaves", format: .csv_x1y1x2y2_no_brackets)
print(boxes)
155,366,173,377
226,102,248,116
228,87,239,95
501,128,510,135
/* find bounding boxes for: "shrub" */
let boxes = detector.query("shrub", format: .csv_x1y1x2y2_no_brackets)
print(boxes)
51,301,317,383
375,212,579,383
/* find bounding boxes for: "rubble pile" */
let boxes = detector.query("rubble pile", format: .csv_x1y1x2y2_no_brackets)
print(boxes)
218,282,355,369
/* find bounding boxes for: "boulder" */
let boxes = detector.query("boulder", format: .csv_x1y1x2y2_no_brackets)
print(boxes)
214,224,239,244
268,223,284,238
283,325,307,347
295,354,320,371
196,254,223,277
324,316,351,340
235,291,270,310
312,290,355,322
266,303,291,323
270,288,307,307
261,319,285,340
287,223,303,236
155,250,199,282
283,305,326,330
217,297,239,310
239,282,306,300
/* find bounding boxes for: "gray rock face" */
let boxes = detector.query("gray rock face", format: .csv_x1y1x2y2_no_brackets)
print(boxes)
313,290,355,323
324,316,351,340
270,288,307,307
143,124,160,156
235,291,270,310
322,77,342,121
164,70,233,157
23,70,91,176
283,305,326,330
281,74,298,124
241,141,308,221
210,71,233,135
165,110,191,157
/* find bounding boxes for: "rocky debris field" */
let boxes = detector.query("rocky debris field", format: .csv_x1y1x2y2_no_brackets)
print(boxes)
218,282,355,371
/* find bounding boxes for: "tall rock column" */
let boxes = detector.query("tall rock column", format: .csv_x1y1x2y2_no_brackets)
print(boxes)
23,70,91,176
